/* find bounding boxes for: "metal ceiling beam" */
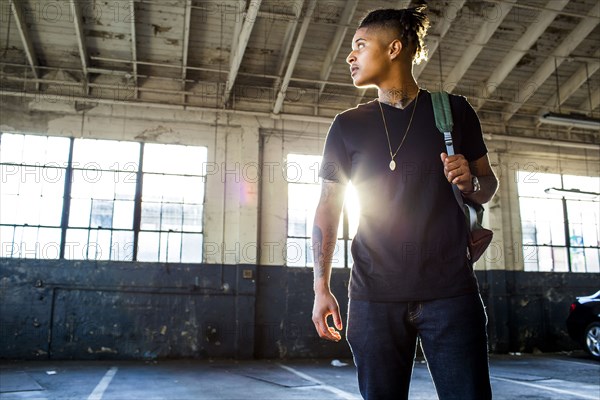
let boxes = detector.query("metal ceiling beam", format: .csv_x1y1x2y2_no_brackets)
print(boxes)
317,0,359,98
9,0,39,87
223,0,263,107
503,5,600,122
70,0,90,93
544,49,600,111
230,0,246,68
413,0,466,80
130,0,139,99
443,0,517,93
273,0,317,114
355,0,411,104
475,0,569,111
272,0,303,99
181,0,193,104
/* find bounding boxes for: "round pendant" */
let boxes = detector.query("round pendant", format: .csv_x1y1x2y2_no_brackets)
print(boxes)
389,160,396,171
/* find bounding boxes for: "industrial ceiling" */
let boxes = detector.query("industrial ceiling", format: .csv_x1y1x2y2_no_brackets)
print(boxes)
1,0,599,144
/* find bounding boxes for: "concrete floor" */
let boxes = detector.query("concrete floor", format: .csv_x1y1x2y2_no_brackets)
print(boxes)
1,353,598,400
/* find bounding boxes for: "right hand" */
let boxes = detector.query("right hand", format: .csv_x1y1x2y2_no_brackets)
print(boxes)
312,291,343,342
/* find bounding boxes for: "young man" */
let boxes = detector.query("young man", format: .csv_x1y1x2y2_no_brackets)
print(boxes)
311,7,498,400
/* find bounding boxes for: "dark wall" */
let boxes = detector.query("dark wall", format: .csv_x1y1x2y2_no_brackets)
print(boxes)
1,258,598,359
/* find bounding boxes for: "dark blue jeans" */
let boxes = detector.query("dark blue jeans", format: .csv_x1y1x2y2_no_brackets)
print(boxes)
346,292,492,400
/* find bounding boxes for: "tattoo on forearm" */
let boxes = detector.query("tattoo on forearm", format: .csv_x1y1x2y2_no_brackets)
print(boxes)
312,225,324,278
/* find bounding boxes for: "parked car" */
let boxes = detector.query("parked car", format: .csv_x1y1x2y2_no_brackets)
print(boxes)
566,290,600,361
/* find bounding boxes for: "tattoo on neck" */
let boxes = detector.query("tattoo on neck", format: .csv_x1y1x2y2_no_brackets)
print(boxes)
380,87,418,109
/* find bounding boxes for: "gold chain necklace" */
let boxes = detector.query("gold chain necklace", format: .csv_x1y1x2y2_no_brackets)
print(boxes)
378,89,420,171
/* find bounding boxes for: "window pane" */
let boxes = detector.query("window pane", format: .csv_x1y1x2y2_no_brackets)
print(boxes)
183,205,203,232
141,202,161,231
331,239,345,269
519,198,565,246
64,229,88,259
286,237,308,267
40,167,66,197
517,171,561,198
163,231,182,263
69,198,92,227
11,226,61,259
0,165,21,194
71,170,117,200
523,245,539,271
181,233,203,263
142,174,204,203
39,195,64,226
563,175,600,194
143,144,207,175
114,171,137,200
568,201,599,247
571,247,587,273
21,196,42,226
285,154,321,184
138,231,159,262
537,247,553,272
0,134,25,164
1,226,16,257
161,203,183,231
86,229,111,260
113,201,134,230
73,139,140,171
90,200,114,229
111,231,134,261
287,183,320,236
0,194,18,224
37,228,61,259
584,249,599,273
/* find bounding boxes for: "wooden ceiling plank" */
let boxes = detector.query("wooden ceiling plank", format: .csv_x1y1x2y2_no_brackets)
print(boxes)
544,49,600,111
443,0,517,93
223,0,263,106
476,0,570,111
317,0,359,98
9,0,39,88
503,4,600,122
273,0,317,114
181,0,193,104
413,0,466,80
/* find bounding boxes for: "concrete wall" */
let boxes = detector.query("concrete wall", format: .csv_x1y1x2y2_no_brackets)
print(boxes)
2,258,599,360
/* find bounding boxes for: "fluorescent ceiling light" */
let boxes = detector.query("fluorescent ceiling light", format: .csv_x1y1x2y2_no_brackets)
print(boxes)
544,187,599,200
539,112,600,130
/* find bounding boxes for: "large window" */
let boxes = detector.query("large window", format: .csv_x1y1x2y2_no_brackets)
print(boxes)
0,133,207,263
286,154,359,268
0,135,69,259
518,171,599,272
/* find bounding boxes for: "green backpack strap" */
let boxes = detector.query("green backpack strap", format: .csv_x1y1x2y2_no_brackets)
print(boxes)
431,91,482,232
431,91,455,156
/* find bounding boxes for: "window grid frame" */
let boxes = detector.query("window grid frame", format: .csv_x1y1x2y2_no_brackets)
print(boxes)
0,133,206,263
518,172,599,273
286,177,353,269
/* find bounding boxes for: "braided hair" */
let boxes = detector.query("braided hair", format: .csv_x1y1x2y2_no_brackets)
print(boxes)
358,6,430,65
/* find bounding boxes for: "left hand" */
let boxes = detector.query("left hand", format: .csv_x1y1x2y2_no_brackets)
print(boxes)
441,152,473,193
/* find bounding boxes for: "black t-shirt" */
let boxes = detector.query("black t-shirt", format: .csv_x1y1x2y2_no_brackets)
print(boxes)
319,89,488,302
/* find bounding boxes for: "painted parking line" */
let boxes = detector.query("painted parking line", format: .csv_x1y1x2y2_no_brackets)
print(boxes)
87,367,118,400
278,364,360,400
491,376,599,400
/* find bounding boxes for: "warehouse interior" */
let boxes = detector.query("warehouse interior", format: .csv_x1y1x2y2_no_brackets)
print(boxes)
1,0,599,375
